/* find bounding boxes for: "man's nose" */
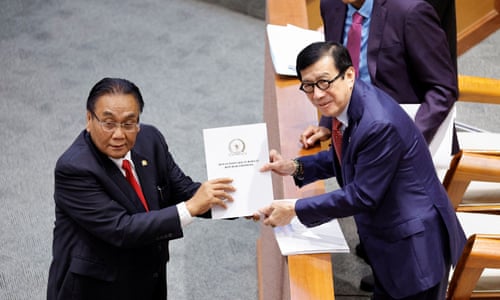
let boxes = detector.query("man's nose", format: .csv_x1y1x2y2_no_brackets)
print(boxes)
111,125,126,138
312,86,326,99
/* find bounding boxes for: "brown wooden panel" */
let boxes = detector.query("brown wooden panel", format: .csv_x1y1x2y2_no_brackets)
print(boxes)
306,0,322,30
288,253,335,299
456,0,500,55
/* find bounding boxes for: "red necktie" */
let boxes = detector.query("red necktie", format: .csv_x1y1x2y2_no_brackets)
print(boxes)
332,118,343,161
347,12,363,78
122,159,149,211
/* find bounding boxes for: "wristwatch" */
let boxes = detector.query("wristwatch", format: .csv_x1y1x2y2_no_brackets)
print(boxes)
291,158,304,180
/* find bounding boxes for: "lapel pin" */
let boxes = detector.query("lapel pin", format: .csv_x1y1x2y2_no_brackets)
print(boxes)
141,160,148,167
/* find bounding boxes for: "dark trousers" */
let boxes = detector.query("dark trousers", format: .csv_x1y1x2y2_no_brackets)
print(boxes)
371,264,450,300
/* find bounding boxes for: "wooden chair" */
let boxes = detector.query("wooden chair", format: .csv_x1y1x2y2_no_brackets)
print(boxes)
445,73,500,214
442,72,500,298
442,151,500,298
446,233,500,299
442,150,500,213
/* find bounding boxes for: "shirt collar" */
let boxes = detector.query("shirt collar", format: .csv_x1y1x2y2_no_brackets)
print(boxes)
109,151,132,174
347,0,373,20
336,101,350,129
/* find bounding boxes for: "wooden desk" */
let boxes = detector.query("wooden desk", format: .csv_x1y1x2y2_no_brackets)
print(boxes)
257,1,335,299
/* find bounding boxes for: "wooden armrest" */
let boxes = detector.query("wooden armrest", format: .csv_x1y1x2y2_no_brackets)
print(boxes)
443,150,500,209
456,205,500,214
447,234,500,300
458,75,500,104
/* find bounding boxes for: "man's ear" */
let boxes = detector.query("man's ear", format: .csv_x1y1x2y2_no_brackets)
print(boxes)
345,66,356,79
85,111,92,132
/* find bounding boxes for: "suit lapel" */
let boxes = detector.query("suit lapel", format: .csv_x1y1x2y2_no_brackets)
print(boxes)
344,80,367,164
131,151,160,211
109,164,148,212
327,1,346,42
84,131,145,212
367,0,387,81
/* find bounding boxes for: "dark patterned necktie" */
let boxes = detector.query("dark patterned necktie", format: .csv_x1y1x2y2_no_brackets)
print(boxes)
332,118,343,161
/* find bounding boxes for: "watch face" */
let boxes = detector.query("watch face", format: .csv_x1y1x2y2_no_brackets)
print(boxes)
228,138,246,154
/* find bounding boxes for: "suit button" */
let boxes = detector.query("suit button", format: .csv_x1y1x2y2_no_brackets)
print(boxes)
152,272,159,278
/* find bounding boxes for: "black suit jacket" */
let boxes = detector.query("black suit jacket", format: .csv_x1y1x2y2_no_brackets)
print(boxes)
47,124,203,300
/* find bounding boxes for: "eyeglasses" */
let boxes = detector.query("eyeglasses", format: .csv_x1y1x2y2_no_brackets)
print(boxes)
91,112,140,133
299,71,345,94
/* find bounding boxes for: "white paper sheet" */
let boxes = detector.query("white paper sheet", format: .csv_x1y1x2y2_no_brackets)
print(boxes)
274,215,350,255
203,123,273,219
266,24,325,76
457,132,500,151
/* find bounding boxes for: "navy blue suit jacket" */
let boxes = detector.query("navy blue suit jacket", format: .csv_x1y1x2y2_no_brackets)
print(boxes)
319,0,458,149
295,81,465,298
47,124,203,300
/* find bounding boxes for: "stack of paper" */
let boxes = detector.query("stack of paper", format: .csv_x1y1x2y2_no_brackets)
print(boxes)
274,215,350,256
266,24,325,76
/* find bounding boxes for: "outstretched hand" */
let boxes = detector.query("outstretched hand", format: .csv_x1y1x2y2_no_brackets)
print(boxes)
185,178,235,216
260,149,296,177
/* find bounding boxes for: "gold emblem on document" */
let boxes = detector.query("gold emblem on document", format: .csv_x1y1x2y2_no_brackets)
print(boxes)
228,138,246,154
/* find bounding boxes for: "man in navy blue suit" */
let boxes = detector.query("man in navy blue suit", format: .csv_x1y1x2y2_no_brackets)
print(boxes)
301,0,460,292
47,78,235,300
258,42,465,299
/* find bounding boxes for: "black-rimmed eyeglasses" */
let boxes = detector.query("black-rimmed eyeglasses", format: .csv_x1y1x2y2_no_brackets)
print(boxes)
299,71,346,94
91,111,140,133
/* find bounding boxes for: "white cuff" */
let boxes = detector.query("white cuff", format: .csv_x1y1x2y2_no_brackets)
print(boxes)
176,202,194,227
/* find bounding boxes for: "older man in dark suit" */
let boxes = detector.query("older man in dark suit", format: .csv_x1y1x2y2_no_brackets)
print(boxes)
47,78,235,300
300,1,460,291
259,42,465,300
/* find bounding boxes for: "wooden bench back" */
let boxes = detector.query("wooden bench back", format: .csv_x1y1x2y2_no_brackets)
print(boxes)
447,234,500,300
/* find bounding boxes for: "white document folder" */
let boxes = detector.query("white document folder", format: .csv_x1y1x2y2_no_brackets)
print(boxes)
203,123,274,219
274,216,350,255
266,24,324,76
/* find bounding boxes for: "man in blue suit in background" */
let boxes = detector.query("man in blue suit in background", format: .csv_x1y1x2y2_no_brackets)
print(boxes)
258,42,465,299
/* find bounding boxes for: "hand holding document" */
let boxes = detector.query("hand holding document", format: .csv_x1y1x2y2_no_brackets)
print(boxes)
270,200,350,255
203,123,274,219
